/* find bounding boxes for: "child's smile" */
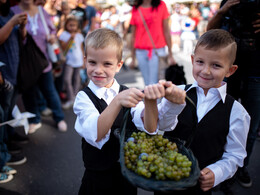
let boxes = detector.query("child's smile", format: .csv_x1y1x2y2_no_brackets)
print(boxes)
191,45,237,95
85,46,123,88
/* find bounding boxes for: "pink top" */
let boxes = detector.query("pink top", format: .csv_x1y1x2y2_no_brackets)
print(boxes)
130,1,169,50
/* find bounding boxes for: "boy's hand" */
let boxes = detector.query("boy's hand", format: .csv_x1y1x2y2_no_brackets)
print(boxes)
159,80,186,104
117,88,144,108
143,83,165,100
199,168,215,191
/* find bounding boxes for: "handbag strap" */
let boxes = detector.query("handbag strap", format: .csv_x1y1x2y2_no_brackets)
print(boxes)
137,8,159,56
38,6,50,36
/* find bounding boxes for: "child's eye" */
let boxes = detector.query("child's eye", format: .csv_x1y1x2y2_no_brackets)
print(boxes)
213,64,221,68
88,60,96,65
196,60,203,64
104,62,112,66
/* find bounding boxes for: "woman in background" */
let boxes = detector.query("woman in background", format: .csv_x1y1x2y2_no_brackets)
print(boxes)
12,0,67,133
129,0,176,85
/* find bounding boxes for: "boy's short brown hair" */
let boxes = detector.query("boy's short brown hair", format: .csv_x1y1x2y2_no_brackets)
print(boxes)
84,28,123,62
194,29,237,65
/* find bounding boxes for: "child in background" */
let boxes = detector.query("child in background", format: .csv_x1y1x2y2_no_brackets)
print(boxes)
73,28,186,195
180,12,196,54
59,15,84,109
155,29,250,194
57,0,71,37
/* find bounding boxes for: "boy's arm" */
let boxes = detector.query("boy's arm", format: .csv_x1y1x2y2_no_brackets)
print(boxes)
74,91,110,149
143,99,158,133
200,101,250,190
96,88,144,141
142,83,165,133
156,81,186,131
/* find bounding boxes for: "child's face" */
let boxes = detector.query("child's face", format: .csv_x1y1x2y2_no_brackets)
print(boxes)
62,5,70,15
191,45,237,95
66,20,78,33
85,46,123,88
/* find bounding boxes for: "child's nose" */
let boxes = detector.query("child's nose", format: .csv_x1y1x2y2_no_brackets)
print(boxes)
95,64,103,73
202,65,211,74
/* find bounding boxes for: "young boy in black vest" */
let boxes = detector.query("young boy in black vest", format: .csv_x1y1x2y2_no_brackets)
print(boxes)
73,28,186,195
155,29,250,195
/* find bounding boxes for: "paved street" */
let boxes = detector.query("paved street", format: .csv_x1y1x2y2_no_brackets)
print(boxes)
0,51,260,195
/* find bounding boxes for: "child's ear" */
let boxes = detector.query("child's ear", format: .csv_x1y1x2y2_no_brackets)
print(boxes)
191,55,194,65
225,64,238,78
84,56,87,65
116,60,123,73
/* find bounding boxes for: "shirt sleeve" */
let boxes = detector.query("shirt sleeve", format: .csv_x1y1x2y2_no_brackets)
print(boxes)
157,98,186,131
206,101,250,187
78,33,84,42
131,99,185,134
73,91,111,149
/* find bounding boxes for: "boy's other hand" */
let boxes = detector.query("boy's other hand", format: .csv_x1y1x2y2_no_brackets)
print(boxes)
117,88,144,108
159,80,186,104
143,83,165,100
199,168,215,191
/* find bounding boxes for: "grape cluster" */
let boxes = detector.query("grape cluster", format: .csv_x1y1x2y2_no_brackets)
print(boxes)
124,131,192,181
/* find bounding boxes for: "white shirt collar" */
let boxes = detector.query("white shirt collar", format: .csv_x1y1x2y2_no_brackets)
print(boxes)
88,79,120,100
186,81,227,103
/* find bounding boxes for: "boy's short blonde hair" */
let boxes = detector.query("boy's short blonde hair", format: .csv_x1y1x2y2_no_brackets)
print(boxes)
84,28,123,62
194,29,237,65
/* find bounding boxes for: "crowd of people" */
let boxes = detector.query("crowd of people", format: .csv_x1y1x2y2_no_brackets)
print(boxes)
0,1,259,195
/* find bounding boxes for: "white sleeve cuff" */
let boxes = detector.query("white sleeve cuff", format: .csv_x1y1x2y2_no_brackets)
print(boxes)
206,165,223,187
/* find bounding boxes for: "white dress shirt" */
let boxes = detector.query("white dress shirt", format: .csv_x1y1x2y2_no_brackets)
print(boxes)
74,79,185,150
164,81,250,187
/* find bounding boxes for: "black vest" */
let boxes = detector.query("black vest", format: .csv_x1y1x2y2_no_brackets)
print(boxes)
164,87,235,169
81,85,136,171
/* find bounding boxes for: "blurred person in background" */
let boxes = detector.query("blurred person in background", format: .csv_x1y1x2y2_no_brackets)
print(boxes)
180,11,196,54
12,0,67,133
43,0,59,28
0,0,27,175
68,0,87,34
197,0,210,37
59,15,84,110
82,0,96,35
170,3,182,53
129,0,176,85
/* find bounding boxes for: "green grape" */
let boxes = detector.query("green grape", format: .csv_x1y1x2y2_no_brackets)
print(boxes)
124,132,192,181
149,165,156,172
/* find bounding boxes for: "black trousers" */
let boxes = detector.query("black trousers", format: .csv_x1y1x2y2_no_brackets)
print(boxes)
79,162,137,195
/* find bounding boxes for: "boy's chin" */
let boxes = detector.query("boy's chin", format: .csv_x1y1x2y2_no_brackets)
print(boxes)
93,81,114,88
